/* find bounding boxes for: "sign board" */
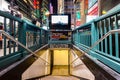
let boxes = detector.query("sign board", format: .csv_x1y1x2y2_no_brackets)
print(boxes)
76,20,81,26
88,2,98,15
51,31,71,41
88,0,97,8
86,15,98,22
49,14,71,30
87,2,98,22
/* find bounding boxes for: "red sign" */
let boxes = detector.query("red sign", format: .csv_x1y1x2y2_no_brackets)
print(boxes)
88,2,98,15
33,0,39,9
76,20,81,26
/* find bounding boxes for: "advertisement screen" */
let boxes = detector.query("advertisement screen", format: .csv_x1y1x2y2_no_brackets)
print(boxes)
49,14,71,30
51,15,68,24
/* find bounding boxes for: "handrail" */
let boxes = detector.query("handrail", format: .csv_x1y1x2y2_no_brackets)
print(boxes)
71,29,120,64
0,10,22,22
0,30,50,64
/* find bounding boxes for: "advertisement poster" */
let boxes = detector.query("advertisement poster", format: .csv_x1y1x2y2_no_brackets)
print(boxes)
87,2,98,22
51,31,71,41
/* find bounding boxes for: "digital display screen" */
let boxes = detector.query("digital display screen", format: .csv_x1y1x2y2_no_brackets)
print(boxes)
51,15,68,24
49,14,71,30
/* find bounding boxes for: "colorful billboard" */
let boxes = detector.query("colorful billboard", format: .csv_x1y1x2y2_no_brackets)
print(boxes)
87,2,98,22
88,2,98,15
51,31,71,41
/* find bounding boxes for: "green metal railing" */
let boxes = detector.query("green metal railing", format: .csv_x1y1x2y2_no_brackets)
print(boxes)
72,8,120,73
0,10,49,70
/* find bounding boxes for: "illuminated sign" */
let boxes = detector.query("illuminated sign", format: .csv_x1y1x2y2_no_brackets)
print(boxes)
51,31,71,41
88,2,98,15
49,14,71,30
76,20,81,26
33,0,40,17
34,0,39,9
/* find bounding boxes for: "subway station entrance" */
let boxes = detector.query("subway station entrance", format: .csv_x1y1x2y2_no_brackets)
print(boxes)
0,5,120,80
52,49,69,76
